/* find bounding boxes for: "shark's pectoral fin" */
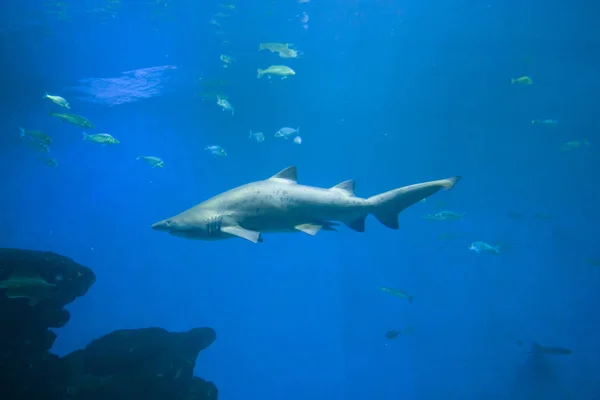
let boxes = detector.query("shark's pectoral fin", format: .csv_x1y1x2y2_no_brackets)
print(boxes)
221,225,262,243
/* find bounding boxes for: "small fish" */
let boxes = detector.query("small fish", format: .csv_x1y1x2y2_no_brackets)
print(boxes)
531,342,572,356
38,157,58,167
219,3,236,10
137,156,165,168
249,130,265,143
380,286,413,303
385,330,402,339
423,210,465,221
209,19,221,27
586,259,600,267
217,95,235,115
511,76,533,85
82,132,119,144
293,136,302,145
257,65,296,79
560,139,591,152
220,54,235,67
275,126,300,139
205,145,227,157
19,127,52,145
43,92,70,109
0,267,57,306
468,241,501,255
532,119,558,125
51,112,94,129
214,12,229,18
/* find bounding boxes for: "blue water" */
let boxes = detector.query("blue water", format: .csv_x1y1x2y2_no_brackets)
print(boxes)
1,0,599,398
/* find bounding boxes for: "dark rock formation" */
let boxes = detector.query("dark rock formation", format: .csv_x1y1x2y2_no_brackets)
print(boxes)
0,248,218,400
0,248,95,400
62,327,218,400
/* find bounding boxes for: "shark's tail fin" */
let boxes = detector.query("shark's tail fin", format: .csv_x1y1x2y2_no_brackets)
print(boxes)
367,176,461,229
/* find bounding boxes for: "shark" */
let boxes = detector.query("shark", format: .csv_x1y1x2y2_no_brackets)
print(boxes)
151,166,461,243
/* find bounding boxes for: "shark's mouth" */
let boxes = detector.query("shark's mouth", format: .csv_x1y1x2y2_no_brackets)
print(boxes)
168,216,224,239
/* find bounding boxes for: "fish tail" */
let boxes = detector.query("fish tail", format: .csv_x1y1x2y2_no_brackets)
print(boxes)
249,130,252,138
42,90,48,99
408,296,414,304
82,132,89,140
510,78,515,84
367,176,461,230
297,126,300,134
19,127,25,137
257,69,263,78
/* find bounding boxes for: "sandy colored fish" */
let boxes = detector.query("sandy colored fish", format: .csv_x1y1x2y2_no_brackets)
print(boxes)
43,92,70,109
217,95,234,115
259,42,292,53
560,139,590,152
51,112,94,128
511,76,532,85
0,267,57,306
151,166,461,243
257,65,295,79
209,19,221,27
275,126,299,139
259,43,299,58
423,210,465,221
249,130,265,143
469,241,500,255
380,286,413,303
83,132,119,144
38,157,58,167
19,127,52,145
137,156,165,168
219,3,236,10
220,54,235,67
532,119,558,125
205,145,227,157
215,11,229,18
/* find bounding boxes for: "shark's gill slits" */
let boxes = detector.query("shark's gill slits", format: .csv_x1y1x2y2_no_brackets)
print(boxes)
206,216,223,236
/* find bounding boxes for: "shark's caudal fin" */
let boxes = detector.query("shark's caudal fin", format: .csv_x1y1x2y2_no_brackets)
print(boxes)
367,176,461,229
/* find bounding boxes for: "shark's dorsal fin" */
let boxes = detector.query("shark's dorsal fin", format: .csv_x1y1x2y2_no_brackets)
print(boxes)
269,166,297,183
330,180,355,196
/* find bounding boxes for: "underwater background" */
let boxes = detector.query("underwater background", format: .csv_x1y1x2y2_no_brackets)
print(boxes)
1,0,599,399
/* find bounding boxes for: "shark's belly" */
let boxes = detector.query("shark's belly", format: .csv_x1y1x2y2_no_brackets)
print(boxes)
231,200,366,233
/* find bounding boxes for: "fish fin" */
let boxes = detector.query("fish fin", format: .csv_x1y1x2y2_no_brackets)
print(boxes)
511,78,515,84
330,180,355,196
297,126,300,135
221,225,261,243
345,216,366,232
249,130,252,138
295,223,323,236
321,221,339,232
82,132,89,140
19,127,25,137
368,176,462,230
269,166,297,183
257,69,263,78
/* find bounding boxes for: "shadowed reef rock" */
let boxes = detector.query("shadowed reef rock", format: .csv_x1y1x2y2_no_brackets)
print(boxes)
0,248,218,400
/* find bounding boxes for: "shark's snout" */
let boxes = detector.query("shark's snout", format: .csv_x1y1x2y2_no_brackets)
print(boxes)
151,219,172,231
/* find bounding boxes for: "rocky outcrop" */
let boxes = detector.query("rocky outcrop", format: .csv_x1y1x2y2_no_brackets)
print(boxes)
0,248,217,400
